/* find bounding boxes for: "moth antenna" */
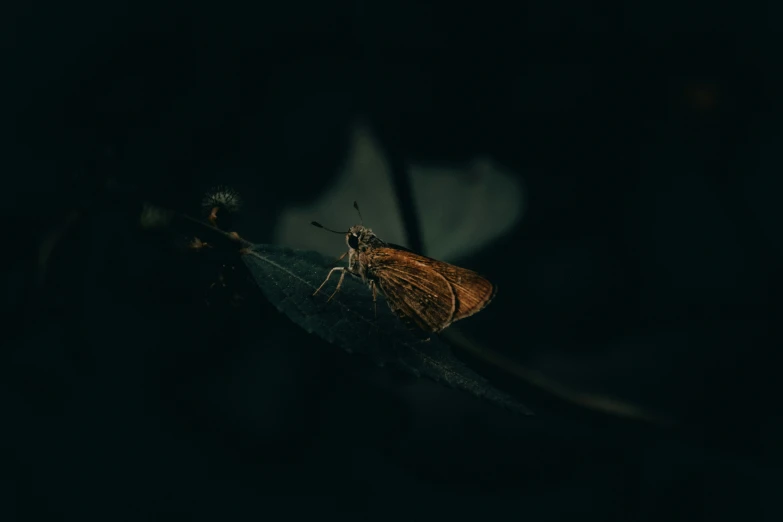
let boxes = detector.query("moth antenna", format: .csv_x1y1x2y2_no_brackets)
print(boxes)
311,221,346,234
353,201,364,225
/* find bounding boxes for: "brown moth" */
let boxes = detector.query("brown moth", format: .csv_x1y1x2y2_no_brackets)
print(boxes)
311,202,496,333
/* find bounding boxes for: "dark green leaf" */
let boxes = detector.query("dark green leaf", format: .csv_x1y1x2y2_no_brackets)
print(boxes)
242,244,532,416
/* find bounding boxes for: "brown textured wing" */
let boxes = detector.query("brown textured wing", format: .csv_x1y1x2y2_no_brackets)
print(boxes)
429,263,496,322
365,248,456,333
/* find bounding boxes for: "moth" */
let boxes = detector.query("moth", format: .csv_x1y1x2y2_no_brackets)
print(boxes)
311,202,496,333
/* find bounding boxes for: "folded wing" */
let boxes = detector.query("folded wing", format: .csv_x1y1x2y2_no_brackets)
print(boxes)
430,263,496,321
367,248,456,333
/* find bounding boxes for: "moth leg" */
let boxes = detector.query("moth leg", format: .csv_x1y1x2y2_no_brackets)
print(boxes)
313,267,345,297
370,280,378,318
326,269,347,303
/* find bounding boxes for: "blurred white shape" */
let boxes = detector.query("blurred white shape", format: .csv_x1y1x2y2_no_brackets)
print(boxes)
274,122,408,257
410,157,524,261
274,121,524,262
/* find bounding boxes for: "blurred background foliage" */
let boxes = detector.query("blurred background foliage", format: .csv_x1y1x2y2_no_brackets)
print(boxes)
2,1,781,520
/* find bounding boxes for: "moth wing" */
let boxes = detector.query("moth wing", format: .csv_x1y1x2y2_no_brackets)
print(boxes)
430,263,496,322
384,242,416,253
367,248,456,333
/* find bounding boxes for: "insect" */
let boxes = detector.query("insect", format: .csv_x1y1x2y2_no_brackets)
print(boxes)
311,202,496,333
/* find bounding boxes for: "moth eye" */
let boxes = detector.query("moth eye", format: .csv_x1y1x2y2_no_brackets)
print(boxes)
348,234,359,249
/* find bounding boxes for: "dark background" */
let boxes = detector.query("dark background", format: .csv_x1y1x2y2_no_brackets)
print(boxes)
3,1,781,520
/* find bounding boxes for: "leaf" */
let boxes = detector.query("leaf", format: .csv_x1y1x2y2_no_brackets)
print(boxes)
242,243,532,416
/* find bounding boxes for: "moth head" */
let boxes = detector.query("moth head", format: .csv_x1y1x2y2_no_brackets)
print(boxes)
346,225,369,250
311,202,370,251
